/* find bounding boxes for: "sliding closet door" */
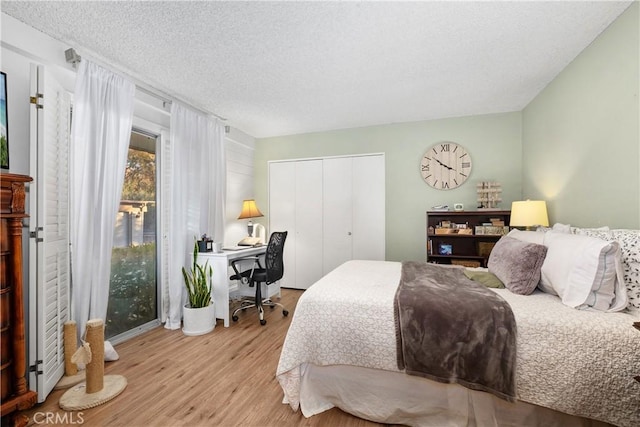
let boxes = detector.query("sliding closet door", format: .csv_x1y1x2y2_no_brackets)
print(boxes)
293,160,323,289
323,157,353,273
269,155,383,289
352,154,385,260
323,154,385,272
269,161,296,288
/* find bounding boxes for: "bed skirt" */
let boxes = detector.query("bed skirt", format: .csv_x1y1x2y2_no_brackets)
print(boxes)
296,363,612,427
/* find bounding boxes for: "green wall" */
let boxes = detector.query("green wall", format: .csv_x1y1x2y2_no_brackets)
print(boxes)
255,3,639,261
255,112,522,262
522,2,639,229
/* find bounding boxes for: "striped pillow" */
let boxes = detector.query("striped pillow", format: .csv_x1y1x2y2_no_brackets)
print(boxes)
541,232,627,312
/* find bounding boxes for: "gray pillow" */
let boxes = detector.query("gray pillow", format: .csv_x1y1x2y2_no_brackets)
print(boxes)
488,236,548,295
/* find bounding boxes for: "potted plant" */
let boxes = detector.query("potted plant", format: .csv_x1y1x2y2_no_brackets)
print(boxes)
181,239,216,336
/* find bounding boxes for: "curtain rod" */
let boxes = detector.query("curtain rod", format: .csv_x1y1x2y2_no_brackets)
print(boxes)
64,48,227,122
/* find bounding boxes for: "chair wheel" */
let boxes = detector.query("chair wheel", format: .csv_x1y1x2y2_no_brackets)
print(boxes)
232,315,239,322
260,319,267,326
283,310,289,317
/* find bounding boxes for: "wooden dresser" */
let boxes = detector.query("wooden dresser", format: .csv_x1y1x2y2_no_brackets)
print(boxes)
1,173,36,425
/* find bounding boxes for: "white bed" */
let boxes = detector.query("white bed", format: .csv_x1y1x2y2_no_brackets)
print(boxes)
276,259,640,427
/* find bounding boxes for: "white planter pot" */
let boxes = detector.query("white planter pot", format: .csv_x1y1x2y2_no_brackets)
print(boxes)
182,303,216,336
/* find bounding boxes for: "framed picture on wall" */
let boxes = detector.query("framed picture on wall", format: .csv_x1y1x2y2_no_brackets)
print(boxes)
1,71,9,169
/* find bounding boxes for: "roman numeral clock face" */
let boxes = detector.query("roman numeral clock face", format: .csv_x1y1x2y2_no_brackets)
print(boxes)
420,142,472,190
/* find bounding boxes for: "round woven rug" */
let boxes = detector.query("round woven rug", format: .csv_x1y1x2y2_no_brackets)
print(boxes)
54,370,86,390
59,375,127,411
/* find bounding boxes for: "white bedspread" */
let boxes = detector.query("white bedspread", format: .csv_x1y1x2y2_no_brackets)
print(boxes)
276,260,640,427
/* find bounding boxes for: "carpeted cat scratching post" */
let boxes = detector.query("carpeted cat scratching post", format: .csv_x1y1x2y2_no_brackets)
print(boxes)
54,321,86,389
59,319,127,410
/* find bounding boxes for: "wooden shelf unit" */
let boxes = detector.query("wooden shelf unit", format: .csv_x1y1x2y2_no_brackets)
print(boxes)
426,210,511,267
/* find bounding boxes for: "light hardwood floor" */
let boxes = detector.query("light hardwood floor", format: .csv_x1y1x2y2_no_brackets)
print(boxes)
22,289,388,427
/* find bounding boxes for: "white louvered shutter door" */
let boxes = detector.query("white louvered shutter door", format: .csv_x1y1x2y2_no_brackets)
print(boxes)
28,64,71,402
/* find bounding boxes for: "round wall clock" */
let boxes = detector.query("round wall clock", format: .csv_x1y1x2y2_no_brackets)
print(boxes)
420,142,472,190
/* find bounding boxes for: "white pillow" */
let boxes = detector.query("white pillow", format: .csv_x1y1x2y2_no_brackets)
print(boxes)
104,340,119,361
507,229,544,245
552,223,572,233
570,228,640,311
540,232,628,312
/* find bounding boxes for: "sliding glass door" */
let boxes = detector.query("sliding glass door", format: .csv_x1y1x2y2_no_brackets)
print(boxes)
106,129,159,339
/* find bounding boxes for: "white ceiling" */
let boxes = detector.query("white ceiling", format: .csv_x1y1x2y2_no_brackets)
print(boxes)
1,1,633,138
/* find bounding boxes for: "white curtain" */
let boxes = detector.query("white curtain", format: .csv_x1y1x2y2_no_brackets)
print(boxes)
164,102,226,329
70,59,135,339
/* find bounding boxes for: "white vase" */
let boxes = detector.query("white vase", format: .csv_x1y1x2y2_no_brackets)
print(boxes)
182,303,216,336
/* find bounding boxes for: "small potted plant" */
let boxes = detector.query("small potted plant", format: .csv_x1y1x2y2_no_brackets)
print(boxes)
181,239,215,336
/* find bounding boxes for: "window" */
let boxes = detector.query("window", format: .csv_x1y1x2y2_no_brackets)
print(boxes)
106,129,159,340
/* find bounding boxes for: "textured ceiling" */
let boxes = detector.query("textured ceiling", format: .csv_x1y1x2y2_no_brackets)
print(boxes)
1,1,633,138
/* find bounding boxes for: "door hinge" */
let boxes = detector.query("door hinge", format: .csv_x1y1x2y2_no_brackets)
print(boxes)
30,227,44,243
29,360,43,376
30,93,43,109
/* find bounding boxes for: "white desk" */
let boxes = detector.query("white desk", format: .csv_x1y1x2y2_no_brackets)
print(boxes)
197,246,273,327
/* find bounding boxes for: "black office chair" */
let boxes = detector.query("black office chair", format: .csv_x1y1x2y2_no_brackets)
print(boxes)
229,231,289,325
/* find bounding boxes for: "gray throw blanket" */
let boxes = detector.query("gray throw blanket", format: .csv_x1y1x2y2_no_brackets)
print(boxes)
394,261,517,402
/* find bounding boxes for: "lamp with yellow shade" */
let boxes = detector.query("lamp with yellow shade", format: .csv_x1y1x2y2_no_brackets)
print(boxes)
510,200,549,230
237,199,265,245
